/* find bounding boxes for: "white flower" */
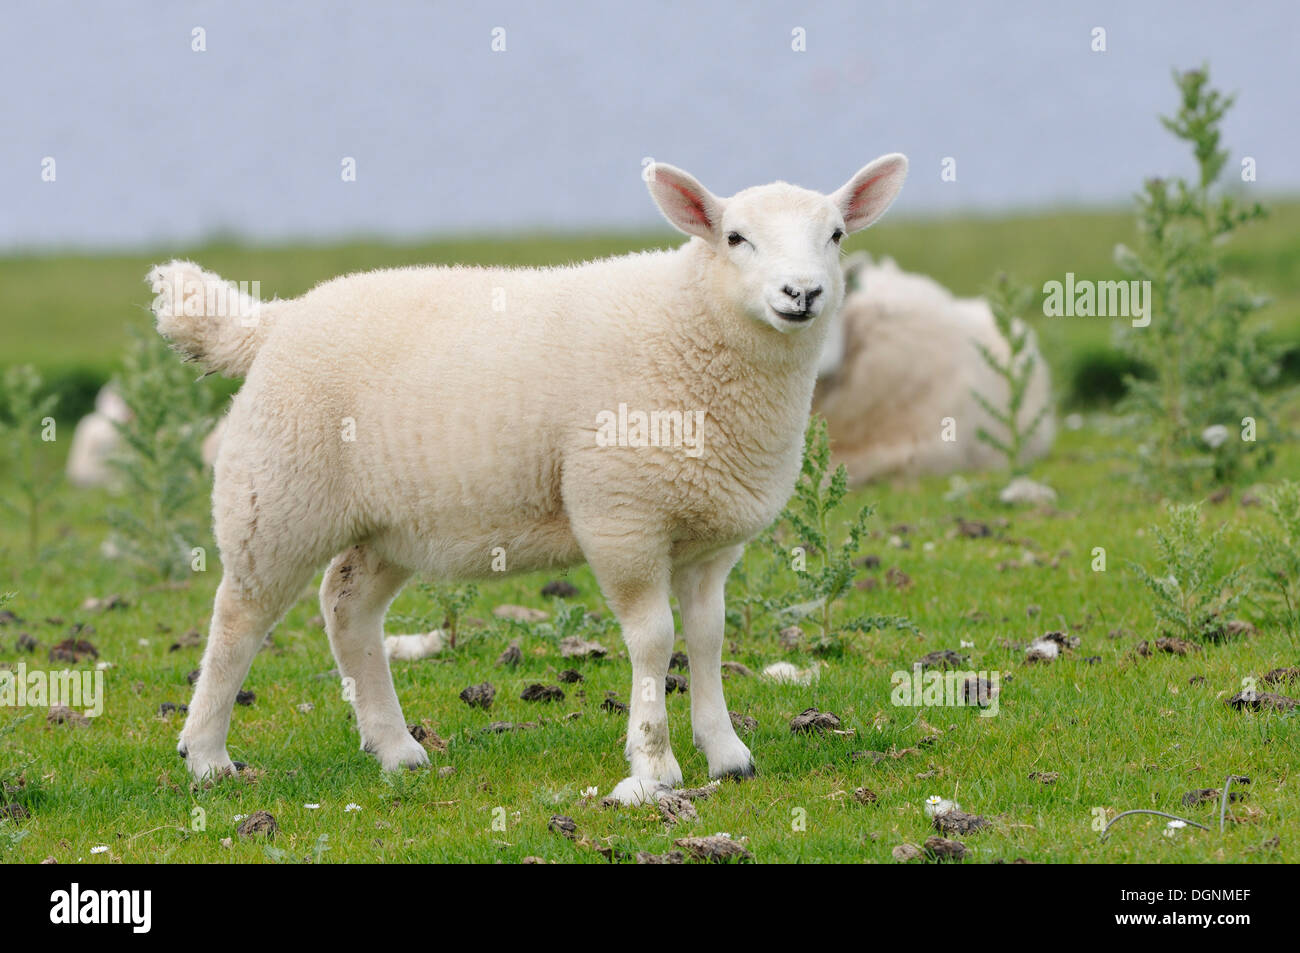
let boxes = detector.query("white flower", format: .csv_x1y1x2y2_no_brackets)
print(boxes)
1202,424,1229,449
924,796,959,817
233,814,247,822
304,803,321,810
922,541,936,552
1163,819,1187,837
960,640,975,649
95,661,113,671
90,845,109,854
344,803,361,813
581,786,598,798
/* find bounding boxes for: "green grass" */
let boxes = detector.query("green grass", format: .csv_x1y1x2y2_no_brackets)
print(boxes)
0,418,1296,863
1,213,1297,863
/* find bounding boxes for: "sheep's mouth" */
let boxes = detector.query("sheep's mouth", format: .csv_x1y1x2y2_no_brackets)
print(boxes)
770,307,815,323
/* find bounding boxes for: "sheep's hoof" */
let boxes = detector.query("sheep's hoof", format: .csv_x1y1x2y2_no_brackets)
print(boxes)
712,760,757,781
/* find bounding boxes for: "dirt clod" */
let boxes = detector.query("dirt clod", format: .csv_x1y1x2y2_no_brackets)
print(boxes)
494,604,549,623
496,640,523,667
1029,771,1059,784
601,692,628,714
924,835,969,861
729,711,757,733
46,705,89,726
548,814,578,839
637,850,686,864
674,834,752,863
557,669,584,683
665,674,688,694
790,708,842,733
853,787,878,804
520,683,564,702
235,689,255,706
1226,691,1298,712
892,842,924,862
932,809,990,835
540,580,579,598
237,810,278,839
916,649,968,670
458,682,496,709
49,638,98,663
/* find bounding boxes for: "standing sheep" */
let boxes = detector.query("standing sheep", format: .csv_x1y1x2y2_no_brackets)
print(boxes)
814,254,1054,483
150,155,907,803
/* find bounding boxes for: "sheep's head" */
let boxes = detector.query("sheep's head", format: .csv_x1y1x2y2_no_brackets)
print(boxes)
646,155,907,335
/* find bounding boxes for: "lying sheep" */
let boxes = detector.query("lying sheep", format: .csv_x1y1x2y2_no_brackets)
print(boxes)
66,386,132,488
150,154,908,803
813,254,1054,483
65,386,226,488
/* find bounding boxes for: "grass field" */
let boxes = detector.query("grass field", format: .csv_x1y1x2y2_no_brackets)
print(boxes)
1,210,1298,863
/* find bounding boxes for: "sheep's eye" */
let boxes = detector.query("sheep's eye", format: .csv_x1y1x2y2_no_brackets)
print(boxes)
831,228,845,244
727,232,746,247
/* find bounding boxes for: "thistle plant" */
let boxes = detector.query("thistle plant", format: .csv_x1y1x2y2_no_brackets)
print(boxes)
1129,502,1248,643
971,273,1049,475
105,327,216,579
1116,66,1276,488
1247,480,1300,644
0,365,60,558
777,416,914,650
394,581,480,649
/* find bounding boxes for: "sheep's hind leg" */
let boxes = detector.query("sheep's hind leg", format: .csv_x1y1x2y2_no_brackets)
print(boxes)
673,546,754,779
180,567,312,780
321,545,426,771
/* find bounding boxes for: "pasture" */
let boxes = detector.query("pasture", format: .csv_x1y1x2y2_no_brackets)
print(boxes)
1,209,1297,863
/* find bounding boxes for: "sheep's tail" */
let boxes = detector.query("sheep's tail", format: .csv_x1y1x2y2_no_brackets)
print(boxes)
147,260,273,377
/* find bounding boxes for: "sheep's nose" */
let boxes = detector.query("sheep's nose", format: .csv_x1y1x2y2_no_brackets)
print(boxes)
781,284,823,311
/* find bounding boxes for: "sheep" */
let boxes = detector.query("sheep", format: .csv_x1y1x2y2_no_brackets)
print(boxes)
66,386,132,488
813,253,1054,484
148,154,908,803
65,386,226,488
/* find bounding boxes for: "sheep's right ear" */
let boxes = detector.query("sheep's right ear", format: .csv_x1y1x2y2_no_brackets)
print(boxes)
645,164,724,241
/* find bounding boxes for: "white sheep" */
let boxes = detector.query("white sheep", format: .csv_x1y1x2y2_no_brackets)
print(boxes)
66,386,132,488
813,253,1054,484
149,155,908,803
65,386,226,488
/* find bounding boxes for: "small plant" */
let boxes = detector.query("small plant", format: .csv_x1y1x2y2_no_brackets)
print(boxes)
1129,502,1248,643
777,416,914,649
531,599,615,645
0,714,35,805
0,365,60,558
1116,66,1277,488
1247,480,1300,644
105,327,217,579
971,273,1050,475
393,581,479,649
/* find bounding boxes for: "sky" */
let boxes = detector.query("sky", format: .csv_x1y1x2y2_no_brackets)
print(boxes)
2,0,1296,250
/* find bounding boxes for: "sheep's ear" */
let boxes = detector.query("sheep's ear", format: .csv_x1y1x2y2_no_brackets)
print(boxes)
833,154,908,233
646,164,724,241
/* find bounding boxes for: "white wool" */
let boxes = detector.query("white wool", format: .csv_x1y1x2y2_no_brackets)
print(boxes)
383,630,446,661
152,155,909,789
762,661,821,685
814,254,1055,484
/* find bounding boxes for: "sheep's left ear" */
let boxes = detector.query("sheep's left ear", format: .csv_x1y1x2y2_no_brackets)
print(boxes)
833,154,908,233
645,163,724,241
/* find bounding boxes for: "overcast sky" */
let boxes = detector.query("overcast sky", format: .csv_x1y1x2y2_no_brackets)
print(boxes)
2,0,1296,250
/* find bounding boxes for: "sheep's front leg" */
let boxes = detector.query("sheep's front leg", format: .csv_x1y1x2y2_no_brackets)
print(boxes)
673,546,754,779
587,550,682,805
